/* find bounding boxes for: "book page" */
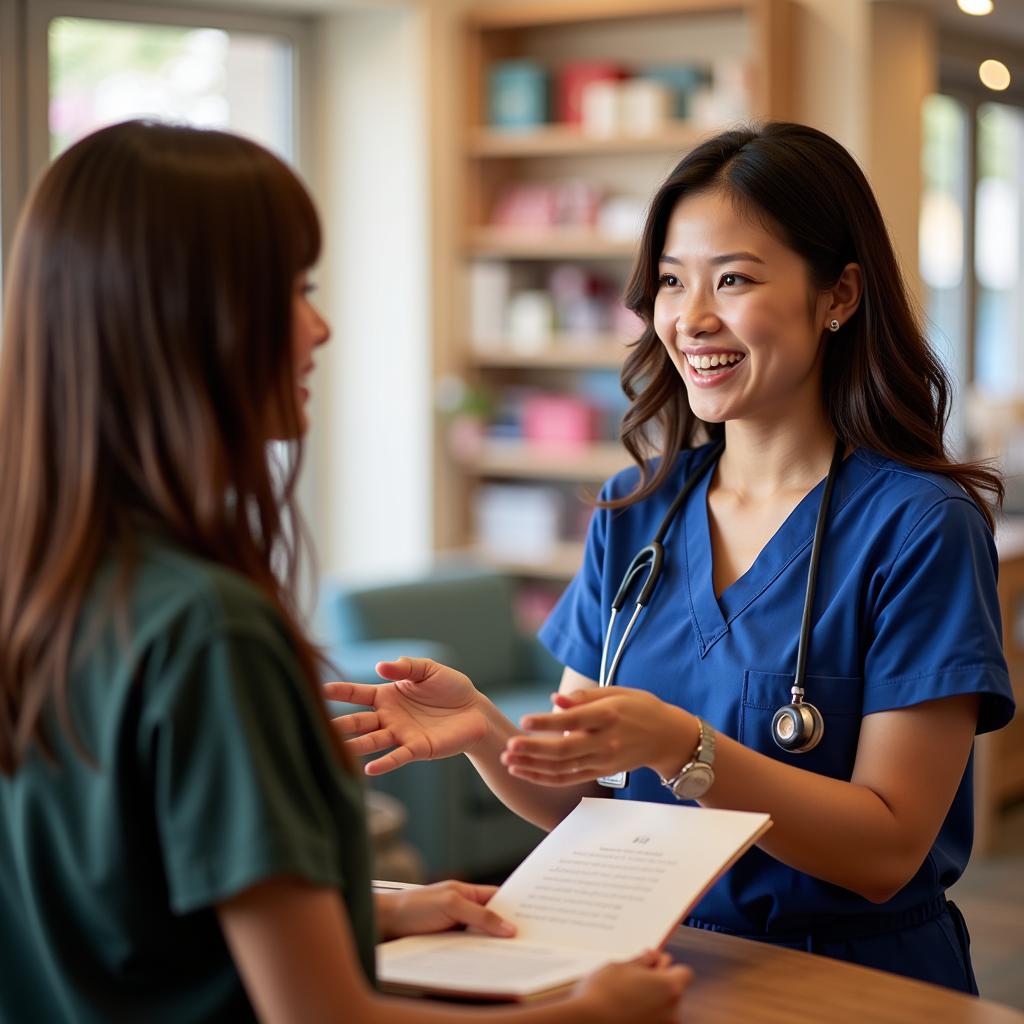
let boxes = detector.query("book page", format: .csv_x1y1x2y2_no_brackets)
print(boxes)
377,799,770,998
488,798,770,956
377,935,605,998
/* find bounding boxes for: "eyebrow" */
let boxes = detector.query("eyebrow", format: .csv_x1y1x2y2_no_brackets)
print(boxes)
659,251,766,266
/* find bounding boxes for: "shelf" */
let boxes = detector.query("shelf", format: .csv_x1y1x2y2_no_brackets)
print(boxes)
468,0,744,29
470,337,632,369
469,122,707,158
467,228,638,259
468,541,586,580
467,439,631,481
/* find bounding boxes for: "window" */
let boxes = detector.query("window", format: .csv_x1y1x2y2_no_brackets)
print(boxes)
0,1,311,288
921,88,1024,461
974,101,1024,395
48,16,294,160
920,94,969,389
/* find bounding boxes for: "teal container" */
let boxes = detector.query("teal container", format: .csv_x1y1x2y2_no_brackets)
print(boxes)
488,60,549,130
640,64,710,119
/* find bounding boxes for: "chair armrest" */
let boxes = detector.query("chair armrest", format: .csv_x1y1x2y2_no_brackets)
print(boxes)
514,634,563,686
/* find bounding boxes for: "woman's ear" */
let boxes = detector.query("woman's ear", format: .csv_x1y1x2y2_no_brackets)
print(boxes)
824,263,863,332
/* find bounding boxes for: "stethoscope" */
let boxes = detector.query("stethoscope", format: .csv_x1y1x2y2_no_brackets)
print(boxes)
597,436,844,789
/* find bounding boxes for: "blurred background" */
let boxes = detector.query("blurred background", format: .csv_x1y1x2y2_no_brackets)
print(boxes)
1,0,1023,1007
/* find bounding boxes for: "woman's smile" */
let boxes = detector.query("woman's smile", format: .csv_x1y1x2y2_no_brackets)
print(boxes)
681,349,747,388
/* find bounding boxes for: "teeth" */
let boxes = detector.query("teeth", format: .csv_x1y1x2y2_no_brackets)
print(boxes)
685,352,743,371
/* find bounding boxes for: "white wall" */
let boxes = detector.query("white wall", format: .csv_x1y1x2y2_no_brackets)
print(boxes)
306,4,432,582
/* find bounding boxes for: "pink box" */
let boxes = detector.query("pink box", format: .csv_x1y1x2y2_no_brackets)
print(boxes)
522,394,601,446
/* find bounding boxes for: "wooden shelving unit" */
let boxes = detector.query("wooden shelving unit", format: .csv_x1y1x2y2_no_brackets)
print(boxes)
467,439,631,482
468,122,708,157
467,228,637,260
470,337,630,369
433,0,795,583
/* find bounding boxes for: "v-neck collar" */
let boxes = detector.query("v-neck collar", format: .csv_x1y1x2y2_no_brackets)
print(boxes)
681,447,877,658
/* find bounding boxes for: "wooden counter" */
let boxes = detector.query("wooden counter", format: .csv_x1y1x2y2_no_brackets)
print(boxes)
665,924,1024,1024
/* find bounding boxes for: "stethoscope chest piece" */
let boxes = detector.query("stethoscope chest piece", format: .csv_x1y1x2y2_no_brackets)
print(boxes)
771,695,825,753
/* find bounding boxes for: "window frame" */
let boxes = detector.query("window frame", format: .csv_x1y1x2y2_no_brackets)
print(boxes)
0,0,317,281
935,30,1024,393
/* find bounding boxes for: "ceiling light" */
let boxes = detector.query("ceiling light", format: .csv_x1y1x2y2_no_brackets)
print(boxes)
979,59,1011,91
958,0,994,14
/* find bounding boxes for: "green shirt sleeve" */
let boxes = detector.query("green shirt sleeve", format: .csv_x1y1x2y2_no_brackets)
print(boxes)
138,619,362,917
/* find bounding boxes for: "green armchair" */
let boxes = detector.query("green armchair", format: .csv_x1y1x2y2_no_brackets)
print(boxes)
316,565,561,880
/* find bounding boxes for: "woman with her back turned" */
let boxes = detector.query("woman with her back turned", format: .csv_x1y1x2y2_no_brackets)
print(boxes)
0,121,689,1023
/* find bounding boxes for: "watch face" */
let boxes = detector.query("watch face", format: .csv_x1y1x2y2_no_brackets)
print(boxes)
674,764,714,800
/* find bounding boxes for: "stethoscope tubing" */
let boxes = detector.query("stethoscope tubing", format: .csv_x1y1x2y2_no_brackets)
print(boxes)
597,436,844,776
598,439,724,691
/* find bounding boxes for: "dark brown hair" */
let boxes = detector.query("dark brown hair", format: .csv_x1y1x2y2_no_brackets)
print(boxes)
0,121,334,774
614,121,1002,525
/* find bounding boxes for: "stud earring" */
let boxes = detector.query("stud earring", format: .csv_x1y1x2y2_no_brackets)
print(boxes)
828,319,840,333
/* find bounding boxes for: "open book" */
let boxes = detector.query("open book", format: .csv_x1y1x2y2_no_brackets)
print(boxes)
376,797,771,1001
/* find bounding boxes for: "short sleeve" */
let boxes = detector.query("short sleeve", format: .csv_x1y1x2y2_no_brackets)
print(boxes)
538,488,611,679
140,626,359,915
863,496,1016,733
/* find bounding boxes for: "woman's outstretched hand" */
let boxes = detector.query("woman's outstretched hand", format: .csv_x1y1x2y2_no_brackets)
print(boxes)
325,658,490,776
501,686,697,787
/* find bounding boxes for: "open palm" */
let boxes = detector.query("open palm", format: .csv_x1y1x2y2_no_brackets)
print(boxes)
324,657,490,775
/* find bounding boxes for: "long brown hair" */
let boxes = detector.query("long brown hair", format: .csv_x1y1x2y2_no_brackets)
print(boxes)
615,121,1002,526
0,121,333,774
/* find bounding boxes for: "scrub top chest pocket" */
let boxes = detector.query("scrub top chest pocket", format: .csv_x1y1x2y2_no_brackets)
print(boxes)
740,670,863,779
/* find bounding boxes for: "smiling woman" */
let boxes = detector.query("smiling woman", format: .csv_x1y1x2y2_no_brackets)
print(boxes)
651,191,861,429
328,121,1016,997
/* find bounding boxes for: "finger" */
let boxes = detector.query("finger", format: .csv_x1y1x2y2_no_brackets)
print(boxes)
505,764,600,787
520,705,615,733
503,733,598,765
653,965,692,1005
363,745,417,777
502,749,603,773
554,688,618,707
445,881,501,905
323,681,380,705
330,710,380,737
552,688,614,712
375,657,434,682
631,949,661,967
443,892,516,937
344,728,395,756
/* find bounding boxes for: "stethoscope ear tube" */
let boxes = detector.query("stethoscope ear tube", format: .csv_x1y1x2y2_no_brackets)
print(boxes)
611,543,664,612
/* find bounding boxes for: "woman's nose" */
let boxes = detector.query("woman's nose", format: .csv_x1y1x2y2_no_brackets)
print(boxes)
675,305,722,340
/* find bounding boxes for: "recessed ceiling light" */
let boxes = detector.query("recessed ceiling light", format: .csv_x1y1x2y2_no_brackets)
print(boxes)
958,0,994,14
979,59,1011,91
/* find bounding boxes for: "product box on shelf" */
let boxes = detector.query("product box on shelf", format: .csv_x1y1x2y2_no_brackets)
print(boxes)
488,60,549,130
522,393,603,446
475,484,563,561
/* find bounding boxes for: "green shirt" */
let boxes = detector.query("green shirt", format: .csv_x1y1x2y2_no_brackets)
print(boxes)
0,540,376,1022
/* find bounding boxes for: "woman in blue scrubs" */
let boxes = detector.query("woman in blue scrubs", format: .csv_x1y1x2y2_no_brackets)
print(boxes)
329,122,1016,993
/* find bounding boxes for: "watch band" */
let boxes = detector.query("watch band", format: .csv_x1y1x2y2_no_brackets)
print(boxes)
660,717,716,800
694,716,716,766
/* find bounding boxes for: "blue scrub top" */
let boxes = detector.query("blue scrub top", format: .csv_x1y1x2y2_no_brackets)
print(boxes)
539,445,1016,938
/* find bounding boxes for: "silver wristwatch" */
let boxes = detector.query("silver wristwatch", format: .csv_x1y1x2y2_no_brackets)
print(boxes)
660,717,716,801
